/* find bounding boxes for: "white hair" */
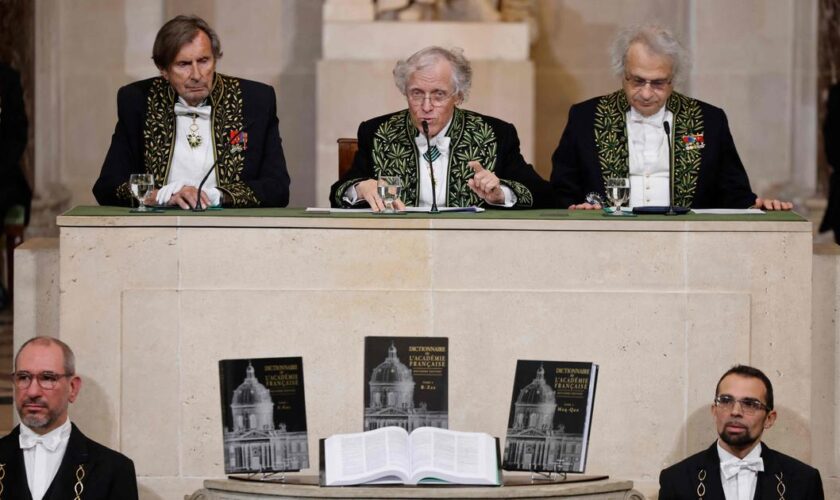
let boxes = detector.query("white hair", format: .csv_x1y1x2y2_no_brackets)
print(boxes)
611,24,691,83
393,46,472,101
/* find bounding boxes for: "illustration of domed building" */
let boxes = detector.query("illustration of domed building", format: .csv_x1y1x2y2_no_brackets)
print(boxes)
223,362,309,473
503,364,584,471
364,343,447,431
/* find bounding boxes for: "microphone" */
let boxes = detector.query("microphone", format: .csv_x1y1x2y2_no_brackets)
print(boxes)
421,120,440,214
192,124,250,211
662,121,685,216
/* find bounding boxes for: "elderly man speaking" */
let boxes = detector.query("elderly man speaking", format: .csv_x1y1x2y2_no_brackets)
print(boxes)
330,46,554,211
550,24,791,211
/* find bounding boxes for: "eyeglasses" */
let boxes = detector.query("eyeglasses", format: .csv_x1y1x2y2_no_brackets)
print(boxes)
11,371,73,390
407,89,455,107
714,395,770,415
625,75,672,92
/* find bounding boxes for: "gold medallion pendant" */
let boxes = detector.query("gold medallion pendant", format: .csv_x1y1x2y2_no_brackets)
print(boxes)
187,115,202,148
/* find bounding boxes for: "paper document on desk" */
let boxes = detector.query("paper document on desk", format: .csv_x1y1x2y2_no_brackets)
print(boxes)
691,208,765,215
306,207,485,213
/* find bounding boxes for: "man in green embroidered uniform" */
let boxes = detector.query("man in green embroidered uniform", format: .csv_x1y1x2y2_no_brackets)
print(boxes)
550,24,791,211
330,46,554,211
94,15,290,209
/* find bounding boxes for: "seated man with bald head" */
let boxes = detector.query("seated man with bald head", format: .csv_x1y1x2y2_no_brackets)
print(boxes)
550,24,791,211
0,337,138,499
330,46,554,211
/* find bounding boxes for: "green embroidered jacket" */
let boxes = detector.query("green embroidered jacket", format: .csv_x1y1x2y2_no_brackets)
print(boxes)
330,108,554,209
550,90,756,209
94,74,290,208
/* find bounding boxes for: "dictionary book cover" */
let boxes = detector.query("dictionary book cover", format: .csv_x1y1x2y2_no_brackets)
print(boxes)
218,357,309,474
362,336,449,432
502,360,599,473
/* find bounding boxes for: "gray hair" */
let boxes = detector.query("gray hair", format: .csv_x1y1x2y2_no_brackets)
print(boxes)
393,46,472,102
610,24,690,83
15,336,76,375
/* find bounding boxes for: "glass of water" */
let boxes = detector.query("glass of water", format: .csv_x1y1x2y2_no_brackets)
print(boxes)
604,177,630,216
129,173,155,213
377,176,403,214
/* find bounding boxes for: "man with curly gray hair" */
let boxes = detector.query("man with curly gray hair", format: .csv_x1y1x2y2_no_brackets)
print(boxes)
330,46,553,210
550,24,791,212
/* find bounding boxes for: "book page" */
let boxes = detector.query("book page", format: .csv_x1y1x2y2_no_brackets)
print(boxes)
691,208,765,214
324,427,410,485
306,207,485,213
408,427,498,485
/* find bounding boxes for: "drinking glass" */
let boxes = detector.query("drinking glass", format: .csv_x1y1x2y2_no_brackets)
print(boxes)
129,173,155,213
377,176,403,214
604,177,630,216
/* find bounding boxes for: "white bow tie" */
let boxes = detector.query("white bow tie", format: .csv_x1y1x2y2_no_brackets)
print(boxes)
174,101,211,119
629,108,665,127
415,135,450,155
19,432,61,452
631,116,663,127
721,457,764,480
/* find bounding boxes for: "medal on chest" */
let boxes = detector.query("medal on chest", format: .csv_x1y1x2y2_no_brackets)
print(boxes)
187,114,202,149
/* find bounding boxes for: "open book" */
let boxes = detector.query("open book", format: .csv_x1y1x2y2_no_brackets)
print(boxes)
322,426,500,486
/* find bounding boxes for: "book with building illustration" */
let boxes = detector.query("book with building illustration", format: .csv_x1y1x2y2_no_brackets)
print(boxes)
218,357,309,474
322,426,501,486
363,336,448,432
502,360,599,473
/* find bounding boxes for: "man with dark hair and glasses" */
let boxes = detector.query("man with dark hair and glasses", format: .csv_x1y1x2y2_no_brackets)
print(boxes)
330,46,554,211
550,24,791,211
0,336,138,498
658,364,823,500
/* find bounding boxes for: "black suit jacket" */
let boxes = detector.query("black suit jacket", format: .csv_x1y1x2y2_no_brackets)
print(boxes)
659,442,824,500
820,83,840,242
93,74,290,208
0,62,32,223
550,92,757,209
0,424,139,499
330,108,555,209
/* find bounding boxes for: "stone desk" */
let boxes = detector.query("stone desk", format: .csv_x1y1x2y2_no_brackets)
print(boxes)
53,207,812,498
188,475,643,499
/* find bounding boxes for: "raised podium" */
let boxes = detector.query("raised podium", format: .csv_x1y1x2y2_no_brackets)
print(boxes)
52,207,812,498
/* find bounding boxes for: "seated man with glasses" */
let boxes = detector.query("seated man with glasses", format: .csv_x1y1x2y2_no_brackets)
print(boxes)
329,46,554,211
0,336,138,499
659,364,824,500
550,24,791,211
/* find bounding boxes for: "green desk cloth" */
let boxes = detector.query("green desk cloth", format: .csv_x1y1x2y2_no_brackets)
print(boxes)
63,206,807,223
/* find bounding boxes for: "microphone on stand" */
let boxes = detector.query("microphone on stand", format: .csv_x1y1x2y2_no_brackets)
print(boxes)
421,120,440,214
192,125,249,212
662,121,686,216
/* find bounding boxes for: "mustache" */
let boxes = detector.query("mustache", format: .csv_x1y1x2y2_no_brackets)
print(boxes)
22,397,47,407
724,419,747,428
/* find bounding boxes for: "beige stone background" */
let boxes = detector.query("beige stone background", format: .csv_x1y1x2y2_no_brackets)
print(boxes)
32,0,819,211
10,0,839,498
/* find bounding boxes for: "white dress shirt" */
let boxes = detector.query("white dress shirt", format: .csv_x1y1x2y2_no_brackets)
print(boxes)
344,115,515,207
169,98,217,191
626,106,673,207
718,441,764,500
19,419,72,500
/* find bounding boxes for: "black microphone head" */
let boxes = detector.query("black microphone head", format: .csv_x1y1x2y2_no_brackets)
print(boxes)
421,120,429,136
663,120,671,135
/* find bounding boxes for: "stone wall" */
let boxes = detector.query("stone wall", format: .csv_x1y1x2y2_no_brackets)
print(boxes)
36,0,820,209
